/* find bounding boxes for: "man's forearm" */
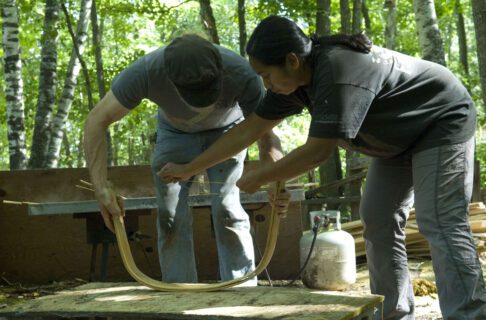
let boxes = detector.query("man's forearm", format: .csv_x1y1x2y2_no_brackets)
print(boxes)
84,119,109,191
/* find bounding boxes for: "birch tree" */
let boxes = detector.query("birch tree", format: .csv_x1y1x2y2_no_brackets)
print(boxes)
46,0,92,168
28,0,60,168
2,0,27,169
384,0,398,49
413,0,446,65
471,0,486,110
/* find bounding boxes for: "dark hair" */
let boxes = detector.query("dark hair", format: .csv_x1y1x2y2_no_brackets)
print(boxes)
246,16,373,66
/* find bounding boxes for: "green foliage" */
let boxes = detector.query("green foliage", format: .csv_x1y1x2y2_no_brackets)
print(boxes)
0,0,484,192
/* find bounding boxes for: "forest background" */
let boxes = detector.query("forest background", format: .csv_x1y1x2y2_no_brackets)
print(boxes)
2,0,486,191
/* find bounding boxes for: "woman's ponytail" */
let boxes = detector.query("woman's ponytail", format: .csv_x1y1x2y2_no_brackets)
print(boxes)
310,32,372,53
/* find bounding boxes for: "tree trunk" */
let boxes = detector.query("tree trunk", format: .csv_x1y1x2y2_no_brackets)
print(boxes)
413,0,446,66
91,0,114,166
316,0,331,36
316,0,342,209
352,0,362,34
237,0,247,56
340,0,352,34
318,147,343,210
2,0,27,170
62,129,72,168
384,0,398,50
77,130,84,167
29,0,60,168
471,0,486,110
362,0,371,35
344,150,362,221
199,0,219,44
47,0,92,168
455,0,469,76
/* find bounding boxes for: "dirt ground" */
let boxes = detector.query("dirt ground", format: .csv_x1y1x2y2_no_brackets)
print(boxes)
259,255,486,320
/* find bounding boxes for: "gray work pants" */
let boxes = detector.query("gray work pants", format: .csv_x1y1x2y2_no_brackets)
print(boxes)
361,137,486,320
151,118,256,285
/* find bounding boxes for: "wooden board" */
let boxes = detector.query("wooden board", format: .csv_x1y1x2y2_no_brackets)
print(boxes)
0,282,383,320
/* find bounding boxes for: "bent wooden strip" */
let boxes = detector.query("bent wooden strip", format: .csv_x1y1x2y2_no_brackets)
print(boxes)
114,182,283,292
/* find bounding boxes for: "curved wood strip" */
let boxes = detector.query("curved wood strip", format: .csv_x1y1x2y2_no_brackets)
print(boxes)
114,182,283,291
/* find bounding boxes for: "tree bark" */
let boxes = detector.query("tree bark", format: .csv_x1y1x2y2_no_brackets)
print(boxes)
384,0,398,50
47,0,92,168
471,0,486,110
413,0,446,66
362,0,371,35
344,150,362,221
237,0,247,56
29,0,59,168
340,0,352,34
2,0,27,169
352,0,363,34
316,0,331,36
455,0,469,76
91,0,114,165
318,148,343,210
199,0,219,44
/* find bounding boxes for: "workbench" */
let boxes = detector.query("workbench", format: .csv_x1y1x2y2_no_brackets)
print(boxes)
0,166,307,284
0,282,383,320
22,190,305,282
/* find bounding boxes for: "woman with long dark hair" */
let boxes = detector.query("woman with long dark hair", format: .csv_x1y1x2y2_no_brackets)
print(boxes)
160,16,485,319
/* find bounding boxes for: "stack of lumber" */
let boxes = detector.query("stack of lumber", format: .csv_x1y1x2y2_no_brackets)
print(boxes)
341,202,486,259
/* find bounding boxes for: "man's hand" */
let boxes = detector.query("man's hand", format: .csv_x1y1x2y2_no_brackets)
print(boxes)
158,163,194,183
95,185,125,233
268,186,291,217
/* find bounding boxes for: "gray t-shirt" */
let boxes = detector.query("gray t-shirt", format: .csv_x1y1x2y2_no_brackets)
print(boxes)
112,45,264,133
256,45,476,158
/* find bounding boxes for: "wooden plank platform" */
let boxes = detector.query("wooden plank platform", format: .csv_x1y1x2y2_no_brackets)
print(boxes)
0,282,383,320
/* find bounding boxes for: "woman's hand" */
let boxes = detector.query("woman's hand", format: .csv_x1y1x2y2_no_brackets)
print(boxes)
236,169,266,194
158,163,194,183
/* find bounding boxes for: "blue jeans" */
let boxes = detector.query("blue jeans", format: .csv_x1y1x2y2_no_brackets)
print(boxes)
151,118,256,284
361,137,486,320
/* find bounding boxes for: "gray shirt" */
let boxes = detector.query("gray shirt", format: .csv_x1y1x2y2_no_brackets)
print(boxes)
112,45,264,133
256,45,476,158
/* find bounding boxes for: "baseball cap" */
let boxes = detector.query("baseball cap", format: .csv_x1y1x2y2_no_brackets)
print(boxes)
164,34,223,108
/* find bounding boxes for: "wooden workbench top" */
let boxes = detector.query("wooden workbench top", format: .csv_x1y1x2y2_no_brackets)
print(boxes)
0,282,383,320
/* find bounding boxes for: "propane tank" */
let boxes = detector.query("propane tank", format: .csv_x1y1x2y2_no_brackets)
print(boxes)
299,210,356,290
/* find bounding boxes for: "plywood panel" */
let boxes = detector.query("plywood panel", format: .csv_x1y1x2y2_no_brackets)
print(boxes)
0,282,383,320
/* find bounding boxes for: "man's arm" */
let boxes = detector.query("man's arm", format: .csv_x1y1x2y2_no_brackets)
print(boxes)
84,90,130,231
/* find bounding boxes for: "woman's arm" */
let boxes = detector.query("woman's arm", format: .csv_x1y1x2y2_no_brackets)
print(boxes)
159,113,283,181
237,136,337,193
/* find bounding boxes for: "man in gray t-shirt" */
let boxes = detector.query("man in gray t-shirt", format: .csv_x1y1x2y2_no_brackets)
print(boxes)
84,34,284,284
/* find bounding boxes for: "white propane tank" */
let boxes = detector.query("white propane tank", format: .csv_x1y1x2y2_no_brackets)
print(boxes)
299,210,356,290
